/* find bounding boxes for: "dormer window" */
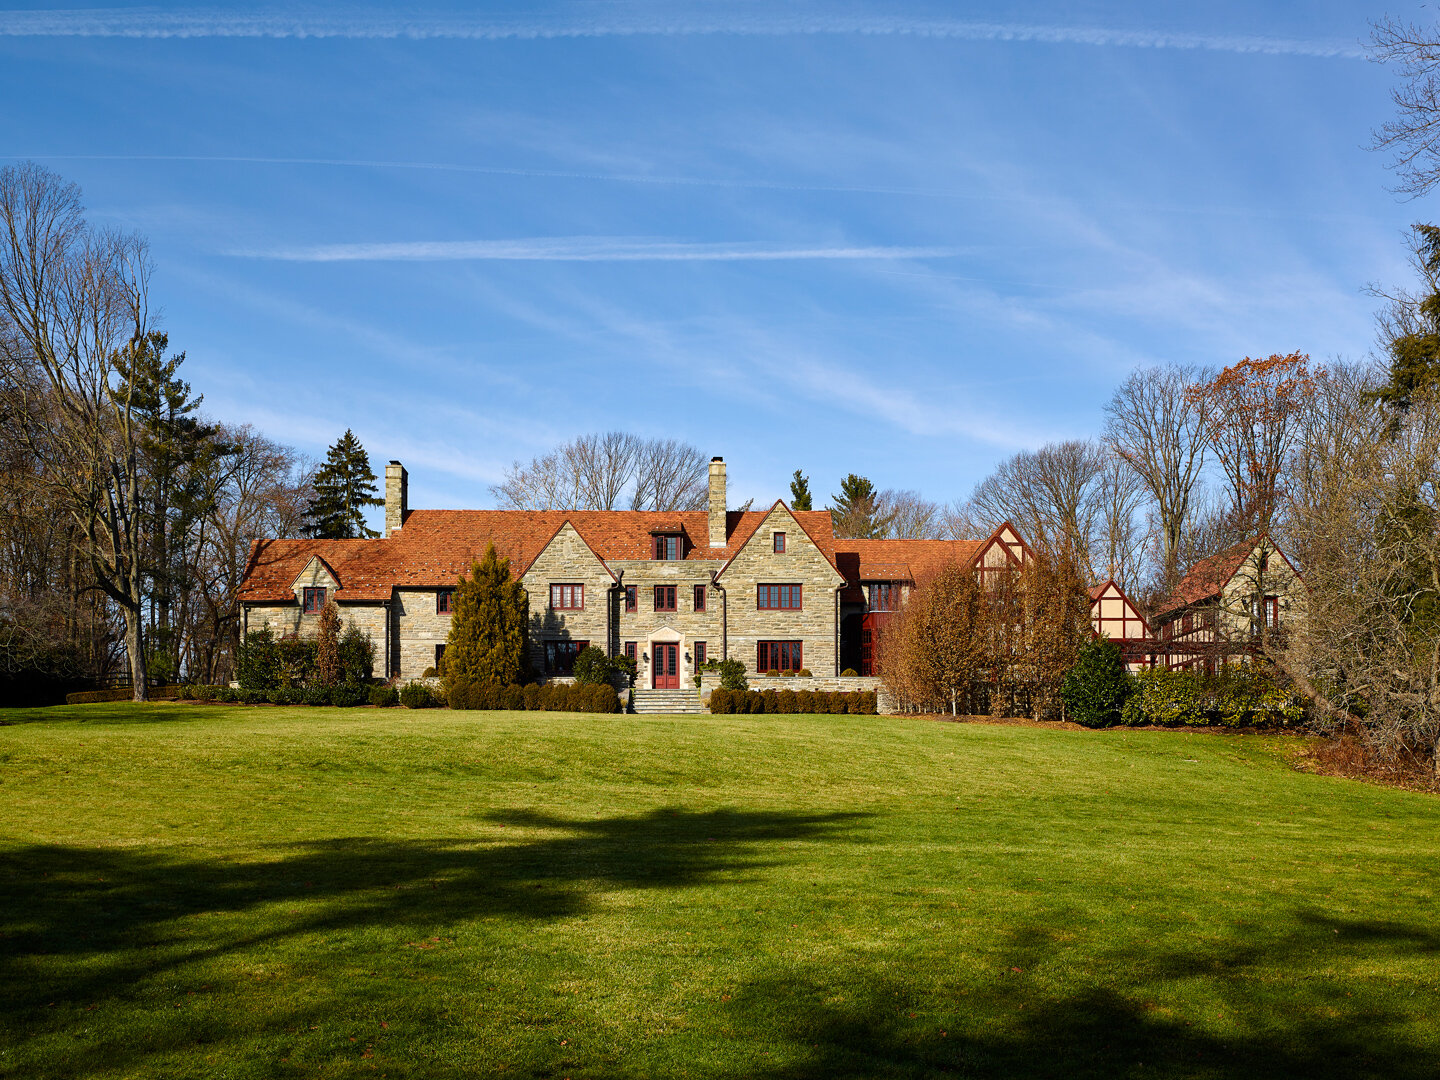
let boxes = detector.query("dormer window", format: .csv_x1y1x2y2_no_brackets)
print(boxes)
773,532,786,554
302,587,327,613
653,534,683,560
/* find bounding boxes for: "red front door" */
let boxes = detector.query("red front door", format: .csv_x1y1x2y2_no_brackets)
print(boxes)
653,643,679,689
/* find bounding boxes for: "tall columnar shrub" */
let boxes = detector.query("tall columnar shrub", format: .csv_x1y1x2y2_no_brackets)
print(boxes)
338,622,376,683
235,627,280,691
442,543,529,697
314,601,342,686
1060,638,1134,728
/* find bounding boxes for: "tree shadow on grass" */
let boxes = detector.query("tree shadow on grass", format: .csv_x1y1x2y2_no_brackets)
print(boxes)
729,911,1440,1080
0,807,867,1014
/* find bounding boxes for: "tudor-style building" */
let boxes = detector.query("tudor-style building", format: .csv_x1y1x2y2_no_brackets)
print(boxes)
1088,579,1156,671
1150,534,1304,673
236,456,1031,689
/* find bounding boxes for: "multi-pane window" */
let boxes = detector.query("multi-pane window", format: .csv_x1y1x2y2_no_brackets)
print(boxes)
693,584,707,612
544,640,589,675
654,585,677,612
624,641,637,663
653,535,683,561
695,641,707,667
625,585,637,613
757,584,803,610
437,588,455,614
867,582,898,611
1262,596,1281,630
757,640,803,673
773,532,786,554
550,584,584,610
1181,613,1193,635
302,587,326,613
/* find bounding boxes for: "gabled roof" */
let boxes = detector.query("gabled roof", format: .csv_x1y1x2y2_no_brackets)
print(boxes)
715,500,843,582
1154,535,1297,619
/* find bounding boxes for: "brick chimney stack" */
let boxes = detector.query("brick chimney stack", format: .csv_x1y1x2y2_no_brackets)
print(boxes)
708,457,727,548
385,461,408,538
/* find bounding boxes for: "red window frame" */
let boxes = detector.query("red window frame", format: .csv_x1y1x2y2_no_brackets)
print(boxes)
773,532,786,554
550,584,584,611
437,588,455,614
544,639,590,675
625,641,637,663
867,582,897,612
625,585,637,613
757,640,803,673
695,641,707,667
653,535,682,561
693,584,707,612
302,586,326,613
654,585,677,612
757,584,803,610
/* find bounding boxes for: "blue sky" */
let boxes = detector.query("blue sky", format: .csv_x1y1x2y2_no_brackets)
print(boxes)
0,1,1426,521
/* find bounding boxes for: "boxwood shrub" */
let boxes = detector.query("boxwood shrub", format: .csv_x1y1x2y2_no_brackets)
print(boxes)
447,678,619,714
709,687,877,715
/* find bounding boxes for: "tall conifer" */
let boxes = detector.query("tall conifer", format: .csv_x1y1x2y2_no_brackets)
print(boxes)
305,430,383,539
443,543,529,691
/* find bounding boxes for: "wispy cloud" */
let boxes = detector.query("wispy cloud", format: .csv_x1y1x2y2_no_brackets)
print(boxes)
0,6,1364,59
230,237,967,262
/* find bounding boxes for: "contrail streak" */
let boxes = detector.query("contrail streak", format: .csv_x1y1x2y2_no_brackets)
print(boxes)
232,237,967,262
0,7,1365,59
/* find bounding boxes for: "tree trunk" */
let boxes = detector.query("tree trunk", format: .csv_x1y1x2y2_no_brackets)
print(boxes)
124,601,149,702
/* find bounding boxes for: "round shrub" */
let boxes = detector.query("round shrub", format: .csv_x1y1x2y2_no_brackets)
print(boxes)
797,668,812,677
399,681,438,709
761,688,779,713
503,685,525,710
214,686,238,703
840,668,859,677
777,688,798,714
1060,638,1134,728
303,685,332,706
329,684,369,708
369,684,399,707
572,646,613,686
745,690,764,714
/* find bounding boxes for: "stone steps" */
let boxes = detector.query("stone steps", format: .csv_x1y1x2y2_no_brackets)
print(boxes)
631,689,707,715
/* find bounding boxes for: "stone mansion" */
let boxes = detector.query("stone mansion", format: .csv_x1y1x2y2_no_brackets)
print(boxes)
237,458,1029,687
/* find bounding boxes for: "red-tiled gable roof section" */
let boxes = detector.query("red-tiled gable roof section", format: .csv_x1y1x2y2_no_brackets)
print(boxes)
237,507,841,602
714,502,843,581
1155,536,1262,618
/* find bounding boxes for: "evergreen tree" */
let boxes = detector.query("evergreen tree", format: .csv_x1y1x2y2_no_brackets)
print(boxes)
314,601,341,686
830,474,894,539
789,469,813,511
305,429,384,538
442,543,529,693
1060,637,1133,728
1374,224,1440,410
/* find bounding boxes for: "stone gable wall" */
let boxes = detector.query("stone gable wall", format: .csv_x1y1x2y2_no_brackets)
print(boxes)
718,506,846,677
608,557,723,688
519,523,616,677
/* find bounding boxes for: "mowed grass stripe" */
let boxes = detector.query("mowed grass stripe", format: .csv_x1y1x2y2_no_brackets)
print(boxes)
0,704,1436,1079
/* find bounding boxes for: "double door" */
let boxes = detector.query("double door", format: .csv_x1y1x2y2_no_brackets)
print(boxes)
652,642,680,689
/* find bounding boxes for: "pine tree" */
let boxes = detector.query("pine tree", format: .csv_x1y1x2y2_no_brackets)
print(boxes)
830,474,894,539
789,469,813,511
305,430,384,539
442,543,529,693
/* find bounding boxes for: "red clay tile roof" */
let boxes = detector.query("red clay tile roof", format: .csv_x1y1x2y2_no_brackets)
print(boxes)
238,507,1024,606
1154,536,1264,618
239,508,840,603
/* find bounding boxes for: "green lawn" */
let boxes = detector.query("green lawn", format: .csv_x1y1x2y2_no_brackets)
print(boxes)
0,706,1437,1079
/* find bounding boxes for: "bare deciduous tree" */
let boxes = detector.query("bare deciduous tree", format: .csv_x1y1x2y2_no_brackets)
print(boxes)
1104,365,1212,588
492,432,708,512
1370,17,1440,197
0,162,156,699
876,489,943,539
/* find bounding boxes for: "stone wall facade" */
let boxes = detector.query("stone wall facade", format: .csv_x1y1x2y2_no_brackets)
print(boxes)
716,504,846,678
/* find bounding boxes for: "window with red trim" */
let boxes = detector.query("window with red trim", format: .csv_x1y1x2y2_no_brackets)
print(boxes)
654,585,677,611
653,535,683,560
695,641,707,667
625,585,637,613
624,641,637,663
550,584,584,610
544,640,589,675
437,588,455,614
867,582,898,611
302,587,326,613
773,532,786,553
693,584,707,612
757,584,802,610
757,640,803,673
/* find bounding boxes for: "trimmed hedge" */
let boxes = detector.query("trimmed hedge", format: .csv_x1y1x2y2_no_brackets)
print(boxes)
448,679,620,714
1118,669,1304,728
173,683,400,708
708,687,877,715
399,682,441,709
65,685,181,705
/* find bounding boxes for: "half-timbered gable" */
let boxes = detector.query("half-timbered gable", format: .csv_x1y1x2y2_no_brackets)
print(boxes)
1089,580,1154,671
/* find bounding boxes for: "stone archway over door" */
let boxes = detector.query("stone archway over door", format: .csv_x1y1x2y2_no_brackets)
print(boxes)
647,625,683,690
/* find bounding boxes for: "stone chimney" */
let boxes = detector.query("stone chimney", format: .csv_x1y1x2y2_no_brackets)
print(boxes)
385,461,408,538
708,457,727,548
